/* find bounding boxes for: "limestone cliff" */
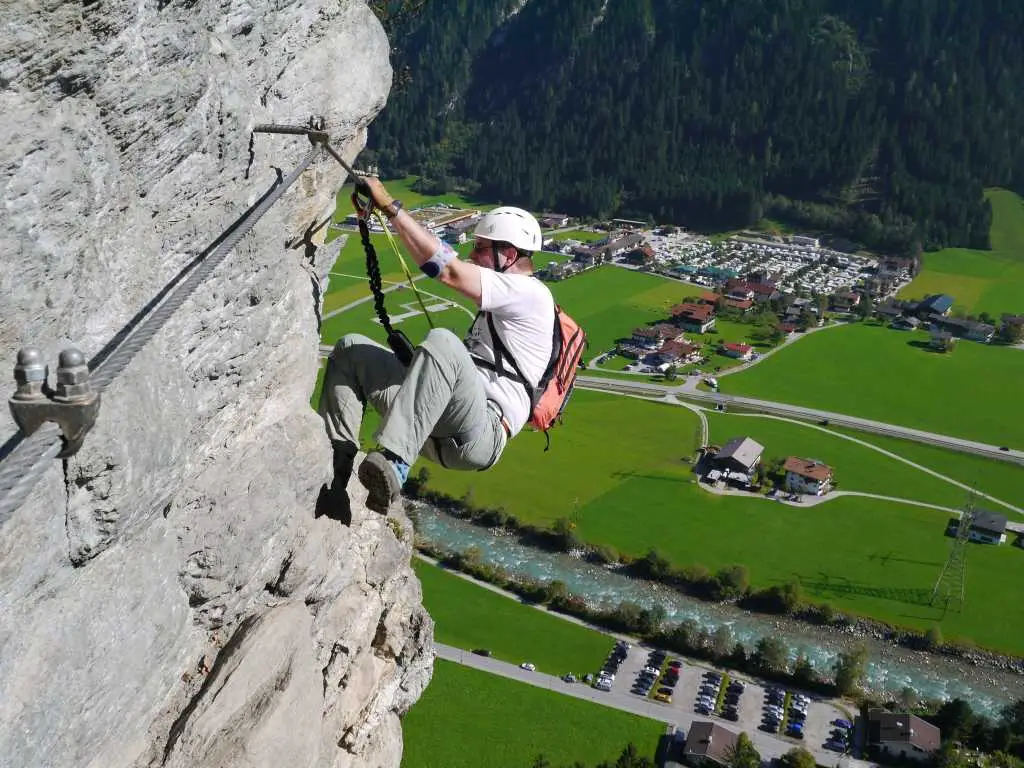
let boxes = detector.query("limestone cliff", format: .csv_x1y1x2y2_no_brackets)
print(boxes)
0,1,433,766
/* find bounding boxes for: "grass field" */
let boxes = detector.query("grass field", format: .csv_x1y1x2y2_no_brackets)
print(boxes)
704,412,1020,513
717,322,1024,448
899,189,1024,317
828,427,1024,511
420,391,1024,655
402,660,663,768
414,558,613,676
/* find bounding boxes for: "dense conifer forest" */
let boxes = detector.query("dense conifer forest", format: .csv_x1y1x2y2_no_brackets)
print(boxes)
367,0,1024,253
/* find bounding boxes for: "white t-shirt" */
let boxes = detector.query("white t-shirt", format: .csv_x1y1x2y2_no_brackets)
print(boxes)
465,270,555,435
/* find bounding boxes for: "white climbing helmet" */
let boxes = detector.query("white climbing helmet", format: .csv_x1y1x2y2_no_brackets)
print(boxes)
473,206,543,253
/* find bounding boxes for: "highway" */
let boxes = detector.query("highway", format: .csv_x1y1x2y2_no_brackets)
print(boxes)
577,374,1024,466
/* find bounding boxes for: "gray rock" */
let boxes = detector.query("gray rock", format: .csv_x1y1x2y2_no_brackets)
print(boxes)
0,1,433,766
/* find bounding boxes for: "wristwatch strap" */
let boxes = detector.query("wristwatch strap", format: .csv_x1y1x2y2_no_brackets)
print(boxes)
384,199,403,219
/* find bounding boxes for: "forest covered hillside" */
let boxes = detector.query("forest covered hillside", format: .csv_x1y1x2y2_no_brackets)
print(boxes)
368,0,1024,254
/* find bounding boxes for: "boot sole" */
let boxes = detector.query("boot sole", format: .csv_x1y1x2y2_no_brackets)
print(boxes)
358,453,400,514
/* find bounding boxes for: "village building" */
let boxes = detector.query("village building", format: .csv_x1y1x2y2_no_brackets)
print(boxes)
783,457,834,495
713,437,764,476
671,302,716,333
867,710,941,762
914,294,955,317
720,343,754,361
683,722,739,768
968,509,1008,545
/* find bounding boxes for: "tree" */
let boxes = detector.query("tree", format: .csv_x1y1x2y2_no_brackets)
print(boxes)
779,747,817,768
727,732,762,768
714,564,750,599
1000,321,1024,344
792,653,816,687
1001,698,1024,736
925,624,944,649
899,686,918,710
552,517,580,551
663,364,678,381
754,636,789,674
531,755,551,768
712,625,734,658
933,698,976,744
833,642,868,695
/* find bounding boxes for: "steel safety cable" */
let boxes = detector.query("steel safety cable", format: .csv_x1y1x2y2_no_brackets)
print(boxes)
0,147,321,524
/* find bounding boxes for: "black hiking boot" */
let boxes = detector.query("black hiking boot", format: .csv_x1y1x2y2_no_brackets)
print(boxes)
314,442,356,523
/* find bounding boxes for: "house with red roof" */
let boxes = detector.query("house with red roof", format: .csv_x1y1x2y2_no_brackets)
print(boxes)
719,342,753,361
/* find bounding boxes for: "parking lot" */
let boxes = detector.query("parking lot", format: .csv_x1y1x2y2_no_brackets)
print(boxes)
590,641,852,764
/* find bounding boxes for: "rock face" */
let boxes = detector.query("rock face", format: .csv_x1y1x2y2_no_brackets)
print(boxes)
0,2,433,767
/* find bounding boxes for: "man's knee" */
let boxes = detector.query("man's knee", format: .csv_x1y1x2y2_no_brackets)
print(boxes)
331,333,375,357
420,328,462,357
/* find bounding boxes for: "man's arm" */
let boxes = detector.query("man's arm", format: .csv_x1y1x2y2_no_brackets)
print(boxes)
361,177,482,304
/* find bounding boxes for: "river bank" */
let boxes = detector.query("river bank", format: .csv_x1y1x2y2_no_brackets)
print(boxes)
410,502,1024,717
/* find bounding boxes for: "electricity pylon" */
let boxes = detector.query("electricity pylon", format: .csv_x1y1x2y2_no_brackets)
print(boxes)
929,491,976,612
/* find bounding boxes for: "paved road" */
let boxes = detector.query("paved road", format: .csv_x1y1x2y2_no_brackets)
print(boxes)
577,375,1024,466
435,642,863,767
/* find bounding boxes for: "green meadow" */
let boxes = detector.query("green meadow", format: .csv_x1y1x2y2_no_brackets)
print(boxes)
401,660,663,768
414,558,612,676
704,412,1021,513
419,391,1024,655
718,322,1024,448
899,188,1024,317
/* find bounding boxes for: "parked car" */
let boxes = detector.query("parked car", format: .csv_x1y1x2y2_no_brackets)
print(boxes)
520,662,536,671
833,719,853,730
471,648,492,657
563,673,577,683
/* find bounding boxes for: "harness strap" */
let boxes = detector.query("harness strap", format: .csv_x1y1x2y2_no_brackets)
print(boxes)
467,311,535,405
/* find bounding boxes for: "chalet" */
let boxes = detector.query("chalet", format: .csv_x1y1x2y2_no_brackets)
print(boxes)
724,297,755,313
726,286,755,301
830,291,861,312
783,457,833,496
658,340,702,366
624,244,656,267
630,327,662,349
683,722,739,768
714,437,764,475
891,316,920,331
929,315,995,343
874,302,905,321
969,509,1008,545
867,710,941,762
1001,315,1024,338
653,323,684,341
671,302,716,333
915,294,955,317
720,343,754,361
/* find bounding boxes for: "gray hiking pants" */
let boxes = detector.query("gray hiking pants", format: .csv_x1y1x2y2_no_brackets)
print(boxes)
319,328,509,470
